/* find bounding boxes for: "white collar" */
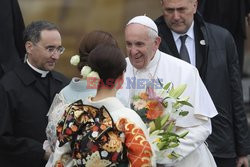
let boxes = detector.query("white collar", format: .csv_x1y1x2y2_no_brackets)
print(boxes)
87,97,124,111
171,21,194,42
27,59,49,78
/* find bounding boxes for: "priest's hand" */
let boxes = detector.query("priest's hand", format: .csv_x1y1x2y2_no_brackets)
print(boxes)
43,140,52,161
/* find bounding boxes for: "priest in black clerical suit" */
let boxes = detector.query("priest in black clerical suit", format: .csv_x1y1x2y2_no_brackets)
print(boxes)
0,21,69,167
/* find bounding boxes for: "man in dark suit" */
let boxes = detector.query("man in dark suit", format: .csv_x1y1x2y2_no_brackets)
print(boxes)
0,21,69,167
155,0,250,166
0,0,25,78
198,0,250,76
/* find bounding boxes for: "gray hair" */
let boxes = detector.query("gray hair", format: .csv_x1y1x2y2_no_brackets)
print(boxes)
147,27,158,40
23,20,59,44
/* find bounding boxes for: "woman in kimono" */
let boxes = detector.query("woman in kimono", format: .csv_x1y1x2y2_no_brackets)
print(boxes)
48,44,155,167
45,31,119,164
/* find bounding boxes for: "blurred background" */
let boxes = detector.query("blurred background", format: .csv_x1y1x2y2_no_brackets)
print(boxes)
19,0,250,104
19,0,162,78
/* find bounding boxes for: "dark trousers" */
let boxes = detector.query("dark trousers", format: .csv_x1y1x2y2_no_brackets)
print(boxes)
214,157,237,167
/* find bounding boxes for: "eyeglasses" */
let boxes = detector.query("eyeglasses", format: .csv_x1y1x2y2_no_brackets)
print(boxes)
34,43,65,55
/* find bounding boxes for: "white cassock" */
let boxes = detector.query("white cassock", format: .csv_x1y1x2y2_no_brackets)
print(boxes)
117,50,218,167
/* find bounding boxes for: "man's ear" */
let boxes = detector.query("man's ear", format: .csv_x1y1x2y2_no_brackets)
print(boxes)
193,0,198,14
25,41,33,54
154,36,161,51
160,0,163,6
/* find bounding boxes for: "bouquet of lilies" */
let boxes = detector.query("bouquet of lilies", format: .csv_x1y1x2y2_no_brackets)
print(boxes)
131,82,193,160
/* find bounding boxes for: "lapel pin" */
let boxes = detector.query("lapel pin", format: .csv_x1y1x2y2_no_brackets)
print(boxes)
200,40,206,45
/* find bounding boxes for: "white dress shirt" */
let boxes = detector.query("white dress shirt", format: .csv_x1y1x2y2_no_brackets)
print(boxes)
171,21,196,66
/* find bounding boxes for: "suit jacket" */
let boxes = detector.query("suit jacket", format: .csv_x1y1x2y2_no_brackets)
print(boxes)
0,62,69,167
155,13,250,158
0,0,25,78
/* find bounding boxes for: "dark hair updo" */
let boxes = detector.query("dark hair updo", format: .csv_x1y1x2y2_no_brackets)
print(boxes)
77,30,118,71
88,44,127,87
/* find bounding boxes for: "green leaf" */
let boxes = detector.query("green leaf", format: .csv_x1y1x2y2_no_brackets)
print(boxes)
163,82,172,91
168,87,175,97
168,151,181,159
157,78,164,88
166,122,174,132
169,84,187,98
149,121,156,133
179,131,189,138
169,142,179,148
155,117,162,130
177,100,193,107
168,136,178,142
172,101,183,109
179,111,189,116
160,132,179,140
160,114,170,126
162,101,168,108
157,141,167,150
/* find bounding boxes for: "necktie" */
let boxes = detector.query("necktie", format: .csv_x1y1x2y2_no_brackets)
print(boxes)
179,35,190,63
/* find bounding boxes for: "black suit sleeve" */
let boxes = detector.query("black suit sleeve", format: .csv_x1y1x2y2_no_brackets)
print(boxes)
225,32,250,156
0,84,45,166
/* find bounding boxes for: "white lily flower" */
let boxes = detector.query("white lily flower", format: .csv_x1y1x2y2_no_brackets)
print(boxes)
70,55,80,66
81,66,92,79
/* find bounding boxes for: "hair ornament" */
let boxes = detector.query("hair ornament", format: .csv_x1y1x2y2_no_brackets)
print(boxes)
81,65,100,80
70,55,80,66
87,71,100,79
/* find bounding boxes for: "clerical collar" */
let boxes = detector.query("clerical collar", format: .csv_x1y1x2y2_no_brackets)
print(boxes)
27,59,49,78
171,21,194,42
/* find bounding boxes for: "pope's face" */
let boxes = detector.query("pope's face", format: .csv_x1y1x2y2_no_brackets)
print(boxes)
161,0,197,34
125,24,159,69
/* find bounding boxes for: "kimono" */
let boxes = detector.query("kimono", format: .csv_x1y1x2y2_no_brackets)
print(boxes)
48,97,155,167
117,50,217,166
45,78,96,165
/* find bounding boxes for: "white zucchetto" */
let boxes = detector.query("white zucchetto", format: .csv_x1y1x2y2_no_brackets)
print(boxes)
127,15,158,33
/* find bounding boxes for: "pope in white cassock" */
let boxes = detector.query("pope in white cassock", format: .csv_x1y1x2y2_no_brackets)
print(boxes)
117,15,218,167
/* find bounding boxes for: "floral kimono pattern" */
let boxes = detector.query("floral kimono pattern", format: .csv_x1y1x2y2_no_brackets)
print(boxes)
116,118,152,167
55,100,126,167
55,100,153,167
